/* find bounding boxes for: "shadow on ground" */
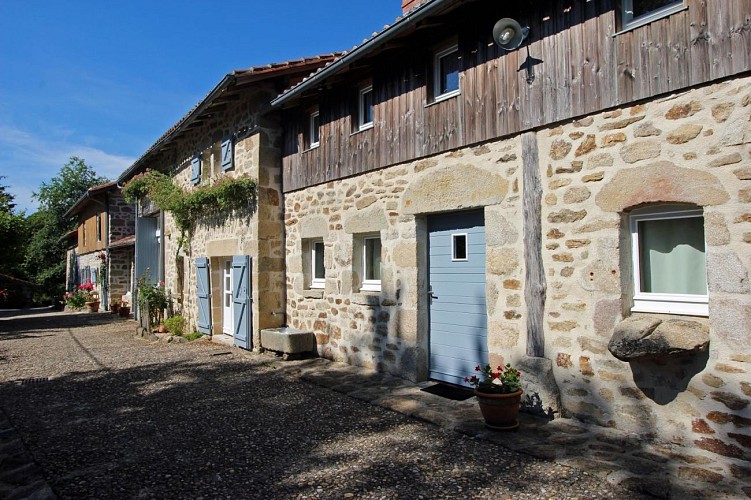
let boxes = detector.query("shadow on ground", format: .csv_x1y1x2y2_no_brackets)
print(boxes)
0,347,621,499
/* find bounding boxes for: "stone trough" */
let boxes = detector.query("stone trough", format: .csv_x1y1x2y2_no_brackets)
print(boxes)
260,327,316,360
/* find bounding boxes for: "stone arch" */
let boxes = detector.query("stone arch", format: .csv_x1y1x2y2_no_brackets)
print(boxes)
595,161,729,213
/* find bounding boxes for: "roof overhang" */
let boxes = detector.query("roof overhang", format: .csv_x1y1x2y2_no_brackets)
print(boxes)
64,181,117,219
117,55,343,185
270,0,464,108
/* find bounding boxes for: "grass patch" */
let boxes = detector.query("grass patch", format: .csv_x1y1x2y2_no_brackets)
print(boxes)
183,332,204,341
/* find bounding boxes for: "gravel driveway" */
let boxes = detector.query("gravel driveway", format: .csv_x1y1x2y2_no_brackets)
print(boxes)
0,310,641,499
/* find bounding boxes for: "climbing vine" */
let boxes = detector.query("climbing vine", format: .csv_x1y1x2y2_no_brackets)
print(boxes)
122,170,258,251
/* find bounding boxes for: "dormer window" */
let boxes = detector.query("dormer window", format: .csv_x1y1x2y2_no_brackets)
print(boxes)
620,0,684,31
358,86,374,130
308,111,320,149
434,44,460,102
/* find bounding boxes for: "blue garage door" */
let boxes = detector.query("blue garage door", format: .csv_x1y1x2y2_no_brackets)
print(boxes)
428,211,487,386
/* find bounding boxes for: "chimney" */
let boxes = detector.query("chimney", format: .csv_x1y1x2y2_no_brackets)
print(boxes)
401,0,421,14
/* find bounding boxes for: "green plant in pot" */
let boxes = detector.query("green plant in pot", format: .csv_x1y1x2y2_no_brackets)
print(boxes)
466,363,523,430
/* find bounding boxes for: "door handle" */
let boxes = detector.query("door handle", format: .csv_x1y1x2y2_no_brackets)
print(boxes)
428,286,438,302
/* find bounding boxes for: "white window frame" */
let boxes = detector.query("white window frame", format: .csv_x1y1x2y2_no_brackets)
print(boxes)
452,233,468,262
629,206,708,317
358,86,374,131
433,44,461,102
222,259,233,335
619,0,685,33
310,240,325,289
361,234,382,292
309,111,320,149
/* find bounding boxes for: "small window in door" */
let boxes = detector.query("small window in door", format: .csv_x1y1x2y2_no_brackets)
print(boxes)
452,233,468,261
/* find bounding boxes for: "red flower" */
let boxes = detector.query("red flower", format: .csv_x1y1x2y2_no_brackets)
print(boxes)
490,372,499,379
464,377,470,383
475,365,481,372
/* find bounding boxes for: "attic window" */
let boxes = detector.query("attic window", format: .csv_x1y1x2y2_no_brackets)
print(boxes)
434,44,461,102
358,86,374,131
308,111,320,149
620,0,684,32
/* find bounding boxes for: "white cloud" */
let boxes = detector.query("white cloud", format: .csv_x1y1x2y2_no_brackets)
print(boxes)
0,124,135,213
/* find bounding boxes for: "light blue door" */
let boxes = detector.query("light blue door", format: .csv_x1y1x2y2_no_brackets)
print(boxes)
232,255,252,350
428,211,487,386
196,257,211,335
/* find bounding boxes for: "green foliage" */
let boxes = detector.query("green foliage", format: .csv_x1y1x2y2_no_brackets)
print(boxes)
64,282,96,310
164,315,186,337
466,363,522,394
184,332,204,341
25,157,108,300
137,270,168,328
0,177,27,278
122,171,257,250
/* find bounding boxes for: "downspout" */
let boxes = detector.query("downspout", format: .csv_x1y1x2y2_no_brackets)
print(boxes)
104,192,110,311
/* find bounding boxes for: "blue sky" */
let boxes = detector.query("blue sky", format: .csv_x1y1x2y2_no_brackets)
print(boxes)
0,1,401,213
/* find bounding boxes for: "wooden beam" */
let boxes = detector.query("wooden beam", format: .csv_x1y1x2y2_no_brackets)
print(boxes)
522,131,546,358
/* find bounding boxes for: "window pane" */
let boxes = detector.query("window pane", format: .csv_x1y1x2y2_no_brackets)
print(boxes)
440,51,460,94
310,112,320,145
633,0,680,18
362,89,373,124
313,241,325,280
365,238,381,281
453,234,467,260
639,216,706,295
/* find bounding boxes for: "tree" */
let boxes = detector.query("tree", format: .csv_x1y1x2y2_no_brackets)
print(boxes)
24,157,108,300
0,177,26,278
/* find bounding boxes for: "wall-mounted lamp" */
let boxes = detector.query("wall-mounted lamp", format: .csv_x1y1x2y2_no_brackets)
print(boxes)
492,18,529,51
493,18,537,84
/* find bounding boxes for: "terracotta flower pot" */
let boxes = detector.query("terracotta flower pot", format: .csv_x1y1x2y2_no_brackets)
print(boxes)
84,301,100,313
475,388,523,430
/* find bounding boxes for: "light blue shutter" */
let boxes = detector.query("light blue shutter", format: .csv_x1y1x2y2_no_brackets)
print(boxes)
232,255,252,350
196,257,211,334
221,138,233,171
191,156,201,185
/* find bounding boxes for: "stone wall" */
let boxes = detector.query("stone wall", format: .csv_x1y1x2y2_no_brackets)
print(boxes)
108,191,134,242
137,85,286,344
284,136,525,379
283,74,751,459
109,247,133,303
537,77,751,458
76,251,104,299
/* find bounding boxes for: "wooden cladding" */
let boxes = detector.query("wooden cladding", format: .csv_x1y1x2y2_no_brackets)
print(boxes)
282,0,751,192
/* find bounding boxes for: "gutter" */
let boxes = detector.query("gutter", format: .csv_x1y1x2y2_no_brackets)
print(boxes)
270,0,454,108
117,73,237,184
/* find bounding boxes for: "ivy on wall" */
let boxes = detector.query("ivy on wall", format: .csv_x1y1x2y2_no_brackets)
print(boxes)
122,170,258,251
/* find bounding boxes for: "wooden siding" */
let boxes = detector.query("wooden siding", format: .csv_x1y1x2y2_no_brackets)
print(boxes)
77,207,107,254
282,0,751,192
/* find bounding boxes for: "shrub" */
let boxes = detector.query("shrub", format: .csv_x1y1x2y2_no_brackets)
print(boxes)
164,315,186,337
184,332,203,341
64,281,96,310
136,271,168,328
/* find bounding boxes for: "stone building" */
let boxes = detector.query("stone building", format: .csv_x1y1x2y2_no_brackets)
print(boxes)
65,181,135,309
270,0,751,462
117,55,340,347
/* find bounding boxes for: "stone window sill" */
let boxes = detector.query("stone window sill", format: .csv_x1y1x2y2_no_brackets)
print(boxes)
608,312,709,362
302,289,324,299
352,292,381,306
